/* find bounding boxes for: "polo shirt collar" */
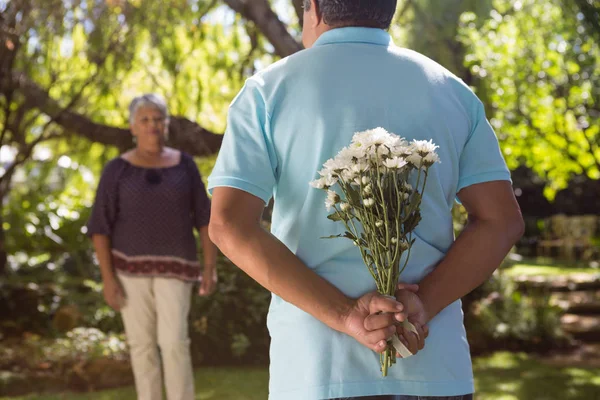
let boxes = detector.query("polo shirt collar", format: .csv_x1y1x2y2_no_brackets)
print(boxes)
313,27,393,47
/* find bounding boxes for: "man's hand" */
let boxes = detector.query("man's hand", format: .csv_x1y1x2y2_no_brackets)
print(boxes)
395,283,430,356
103,277,125,311
342,291,407,353
198,266,217,296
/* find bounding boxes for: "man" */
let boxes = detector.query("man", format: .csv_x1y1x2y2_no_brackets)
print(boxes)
207,0,524,399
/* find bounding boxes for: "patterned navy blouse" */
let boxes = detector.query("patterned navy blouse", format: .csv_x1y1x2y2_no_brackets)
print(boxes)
86,152,211,282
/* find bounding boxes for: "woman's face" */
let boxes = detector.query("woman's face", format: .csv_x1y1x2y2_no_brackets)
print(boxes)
130,106,168,149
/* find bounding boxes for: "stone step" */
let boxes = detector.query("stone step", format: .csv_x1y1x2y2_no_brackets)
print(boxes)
515,273,600,292
560,314,600,341
551,291,600,313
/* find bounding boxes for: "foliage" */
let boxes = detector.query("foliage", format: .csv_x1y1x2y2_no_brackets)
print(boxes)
189,256,271,366
0,328,130,396
1,253,271,364
464,270,570,355
458,0,600,199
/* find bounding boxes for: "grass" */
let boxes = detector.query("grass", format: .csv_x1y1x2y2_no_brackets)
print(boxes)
0,367,268,400
2,353,600,400
502,261,600,277
473,352,600,400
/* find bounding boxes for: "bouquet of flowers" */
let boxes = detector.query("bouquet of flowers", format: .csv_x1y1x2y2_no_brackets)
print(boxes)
310,127,439,376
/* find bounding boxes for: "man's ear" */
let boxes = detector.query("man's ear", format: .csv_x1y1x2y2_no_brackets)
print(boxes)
308,0,322,26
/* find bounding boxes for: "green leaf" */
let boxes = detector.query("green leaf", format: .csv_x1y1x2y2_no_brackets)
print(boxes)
321,234,343,239
346,186,361,206
344,231,357,241
327,212,346,222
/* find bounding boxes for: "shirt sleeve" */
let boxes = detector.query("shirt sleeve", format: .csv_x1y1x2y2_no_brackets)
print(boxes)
184,153,211,230
86,159,122,237
457,98,511,193
207,79,278,204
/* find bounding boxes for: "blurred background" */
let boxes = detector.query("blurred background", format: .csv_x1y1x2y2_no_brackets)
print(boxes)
0,0,599,399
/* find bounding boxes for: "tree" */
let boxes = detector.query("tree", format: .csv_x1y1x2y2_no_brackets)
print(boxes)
459,0,599,199
0,0,288,273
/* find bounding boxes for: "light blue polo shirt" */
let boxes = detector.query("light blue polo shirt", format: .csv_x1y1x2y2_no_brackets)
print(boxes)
208,27,510,400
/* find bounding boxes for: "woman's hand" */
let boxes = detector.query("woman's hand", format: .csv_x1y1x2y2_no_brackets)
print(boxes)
103,277,125,311
198,266,217,296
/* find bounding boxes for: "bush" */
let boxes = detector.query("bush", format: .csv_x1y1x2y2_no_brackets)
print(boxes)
0,328,131,395
189,256,271,366
464,270,571,355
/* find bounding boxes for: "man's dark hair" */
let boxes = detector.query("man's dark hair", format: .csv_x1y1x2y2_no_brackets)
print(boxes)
303,0,397,30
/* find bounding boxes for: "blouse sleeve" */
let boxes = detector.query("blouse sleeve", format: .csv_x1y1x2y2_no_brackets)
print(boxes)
86,159,123,237
184,153,211,230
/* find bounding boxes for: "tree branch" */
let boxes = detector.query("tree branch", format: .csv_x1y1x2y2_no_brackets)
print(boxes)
292,0,304,28
1,71,223,156
223,0,303,58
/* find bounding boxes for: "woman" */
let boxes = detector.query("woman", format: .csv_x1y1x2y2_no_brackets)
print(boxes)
87,93,218,400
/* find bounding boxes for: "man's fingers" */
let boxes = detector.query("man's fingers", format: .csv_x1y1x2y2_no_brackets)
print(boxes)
368,295,404,315
413,322,425,350
364,312,399,331
396,282,419,292
406,329,419,354
364,326,395,353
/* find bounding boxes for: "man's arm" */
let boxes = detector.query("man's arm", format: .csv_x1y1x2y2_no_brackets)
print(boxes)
209,187,414,353
418,180,524,320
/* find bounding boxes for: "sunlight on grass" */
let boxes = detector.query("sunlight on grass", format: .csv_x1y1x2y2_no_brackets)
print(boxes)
503,263,600,277
473,352,600,400
3,353,600,400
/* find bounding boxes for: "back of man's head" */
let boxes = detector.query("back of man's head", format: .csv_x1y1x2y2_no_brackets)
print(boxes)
303,0,398,30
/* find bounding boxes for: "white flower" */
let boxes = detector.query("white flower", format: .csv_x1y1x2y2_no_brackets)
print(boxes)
351,163,368,175
352,127,392,149
390,143,411,157
423,152,440,166
361,176,370,185
341,168,356,181
402,193,410,200
375,220,384,227
340,202,351,212
309,177,326,189
376,145,390,157
391,237,398,244
325,190,340,210
317,169,339,187
364,198,375,207
403,183,413,192
336,146,364,165
363,184,372,195
411,139,439,156
383,157,408,170
407,153,423,167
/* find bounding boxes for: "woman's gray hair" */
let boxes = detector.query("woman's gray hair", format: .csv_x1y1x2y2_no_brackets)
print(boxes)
128,93,169,124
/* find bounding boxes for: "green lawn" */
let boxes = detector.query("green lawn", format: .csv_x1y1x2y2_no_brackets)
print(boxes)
0,367,268,400
473,352,600,400
3,352,599,400
503,263,600,277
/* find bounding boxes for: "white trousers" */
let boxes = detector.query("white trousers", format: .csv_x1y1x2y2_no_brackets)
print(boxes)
118,274,194,400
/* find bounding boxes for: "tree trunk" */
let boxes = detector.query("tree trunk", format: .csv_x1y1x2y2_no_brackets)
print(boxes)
0,197,7,276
